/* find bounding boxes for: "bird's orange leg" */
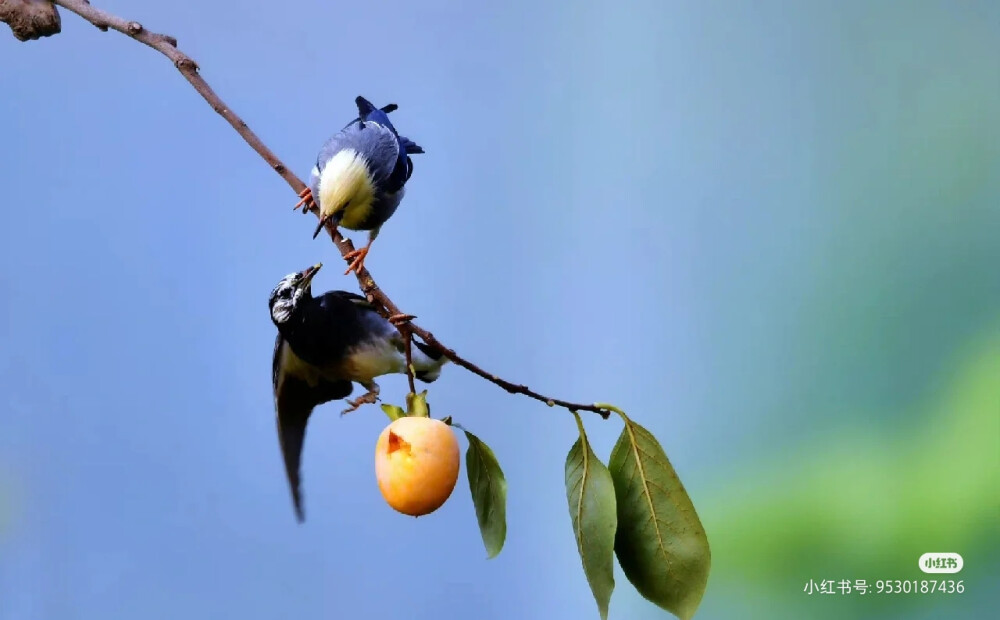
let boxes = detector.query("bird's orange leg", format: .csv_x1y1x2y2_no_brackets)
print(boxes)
343,240,374,275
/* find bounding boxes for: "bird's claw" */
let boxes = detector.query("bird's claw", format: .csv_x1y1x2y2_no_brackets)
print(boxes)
293,187,316,213
343,246,370,275
340,386,380,415
389,313,417,326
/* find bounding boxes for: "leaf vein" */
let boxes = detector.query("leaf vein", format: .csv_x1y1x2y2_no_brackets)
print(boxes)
575,438,590,558
624,421,671,567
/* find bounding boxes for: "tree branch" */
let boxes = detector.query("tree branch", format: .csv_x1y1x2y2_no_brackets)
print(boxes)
1,0,60,41
11,0,613,420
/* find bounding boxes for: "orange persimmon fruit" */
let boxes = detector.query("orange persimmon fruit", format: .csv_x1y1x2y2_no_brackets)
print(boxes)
375,416,460,516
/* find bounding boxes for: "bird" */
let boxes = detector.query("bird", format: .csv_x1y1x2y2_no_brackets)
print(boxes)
294,96,424,276
268,262,447,522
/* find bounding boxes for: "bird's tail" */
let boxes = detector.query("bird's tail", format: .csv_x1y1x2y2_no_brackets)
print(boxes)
355,96,398,123
412,341,449,383
355,95,378,116
345,98,398,130
399,136,424,155
355,96,424,154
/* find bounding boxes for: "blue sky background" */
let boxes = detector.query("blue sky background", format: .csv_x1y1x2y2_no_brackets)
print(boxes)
1,1,998,619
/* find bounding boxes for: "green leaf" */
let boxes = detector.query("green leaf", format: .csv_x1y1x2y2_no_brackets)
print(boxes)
380,404,405,421
565,413,618,620
609,417,711,620
464,430,507,558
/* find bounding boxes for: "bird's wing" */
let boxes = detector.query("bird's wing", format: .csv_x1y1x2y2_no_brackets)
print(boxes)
328,290,379,311
354,124,402,187
310,132,351,196
328,291,399,338
314,132,353,173
272,334,353,522
404,156,414,182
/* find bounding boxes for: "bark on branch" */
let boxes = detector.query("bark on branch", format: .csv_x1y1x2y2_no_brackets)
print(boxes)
1,0,60,41
4,0,613,419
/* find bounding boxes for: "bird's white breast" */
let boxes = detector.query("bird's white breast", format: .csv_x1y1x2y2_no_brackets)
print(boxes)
278,340,323,387
341,339,405,382
318,149,375,229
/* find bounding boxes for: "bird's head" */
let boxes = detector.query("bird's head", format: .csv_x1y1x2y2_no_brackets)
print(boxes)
318,149,376,230
269,263,322,325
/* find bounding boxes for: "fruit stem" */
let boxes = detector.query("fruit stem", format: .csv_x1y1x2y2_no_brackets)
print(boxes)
406,390,430,418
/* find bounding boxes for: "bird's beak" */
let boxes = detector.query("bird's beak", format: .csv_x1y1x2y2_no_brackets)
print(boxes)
312,209,345,240
298,263,322,289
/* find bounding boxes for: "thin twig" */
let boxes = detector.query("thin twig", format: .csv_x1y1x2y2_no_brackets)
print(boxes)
15,0,613,420
409,329,610,417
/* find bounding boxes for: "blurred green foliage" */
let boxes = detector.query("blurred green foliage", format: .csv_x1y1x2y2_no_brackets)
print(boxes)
703,325,1000,618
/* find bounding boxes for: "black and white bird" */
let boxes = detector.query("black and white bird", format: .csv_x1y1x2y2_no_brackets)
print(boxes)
268,263,447,522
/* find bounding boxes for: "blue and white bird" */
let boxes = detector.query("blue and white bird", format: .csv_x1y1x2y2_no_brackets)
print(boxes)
294,96,424,275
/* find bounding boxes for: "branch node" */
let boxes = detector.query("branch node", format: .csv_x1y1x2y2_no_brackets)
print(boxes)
125,20,141,35
175,57,198,71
